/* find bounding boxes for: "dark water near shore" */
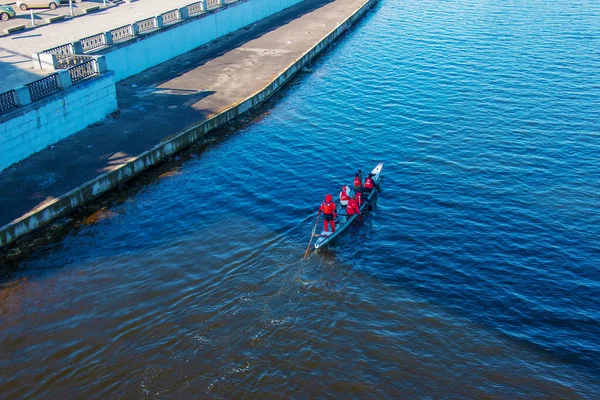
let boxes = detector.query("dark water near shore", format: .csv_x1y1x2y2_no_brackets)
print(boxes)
2,0,600,397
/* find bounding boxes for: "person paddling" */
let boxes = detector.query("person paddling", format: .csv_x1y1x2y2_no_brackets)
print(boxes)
362,172,381,195
354,190,364,207
353,169,371,207
318,194,337,233
353,171,363,193
346,197,361,217
339,185,351,207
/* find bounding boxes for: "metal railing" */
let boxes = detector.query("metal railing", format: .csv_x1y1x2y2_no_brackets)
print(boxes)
26,74,61,101
68,59,99,83
0,57,103,114
110,25,134,43
207,0,221,9
42,43,74,56
161,9,180,25
187,1,204,15
56,54,96,70
0,91,17,113
81,33,107,52
37,0,239,60
137,17,157,33
2,0,250,115
4,0,249,114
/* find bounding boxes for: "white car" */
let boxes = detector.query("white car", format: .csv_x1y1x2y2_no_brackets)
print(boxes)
17,0,82,11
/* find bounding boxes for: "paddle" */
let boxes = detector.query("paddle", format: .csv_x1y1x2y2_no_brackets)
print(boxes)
303,213,321,259
353,186,373,212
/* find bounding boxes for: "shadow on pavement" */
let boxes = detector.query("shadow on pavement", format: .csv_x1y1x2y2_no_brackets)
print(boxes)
0,46,49,94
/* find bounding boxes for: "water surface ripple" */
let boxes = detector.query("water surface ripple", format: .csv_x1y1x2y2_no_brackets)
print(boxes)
1,0,600,398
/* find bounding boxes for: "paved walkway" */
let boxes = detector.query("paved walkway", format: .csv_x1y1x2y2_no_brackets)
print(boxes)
0,0,369,227
0,0,208,93
0,0,111,39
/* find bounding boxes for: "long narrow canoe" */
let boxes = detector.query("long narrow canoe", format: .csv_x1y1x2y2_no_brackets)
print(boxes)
314,162,383,249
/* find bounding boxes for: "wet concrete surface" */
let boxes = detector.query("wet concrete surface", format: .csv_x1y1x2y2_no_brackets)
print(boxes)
0,0,366,228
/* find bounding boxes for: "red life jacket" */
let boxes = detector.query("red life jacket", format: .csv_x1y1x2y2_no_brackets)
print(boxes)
354,176,362,187
321,201,336,214
364,177,374,189
355,191,363,205
340,190,351,202
346,199,360,215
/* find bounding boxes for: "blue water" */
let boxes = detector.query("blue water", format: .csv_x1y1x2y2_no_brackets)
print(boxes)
1,0,600,397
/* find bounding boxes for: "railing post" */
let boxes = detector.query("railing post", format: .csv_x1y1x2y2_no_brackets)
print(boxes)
105,31,114,46
31,52,41,70
56,70,73,90
71,41,84,54
13,86,32,106
131,23,139,36
37,53,58,71
178,7,189,19
95,55,108,73
200,0,207,11
155,15,164,29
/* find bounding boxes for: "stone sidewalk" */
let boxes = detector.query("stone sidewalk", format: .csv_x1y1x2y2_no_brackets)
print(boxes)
0,0,372,229
0,0,211,93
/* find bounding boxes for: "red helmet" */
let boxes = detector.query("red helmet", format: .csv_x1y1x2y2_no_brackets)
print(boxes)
325,194,333,202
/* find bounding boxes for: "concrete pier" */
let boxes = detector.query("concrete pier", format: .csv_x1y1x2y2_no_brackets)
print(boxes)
0,0,378,249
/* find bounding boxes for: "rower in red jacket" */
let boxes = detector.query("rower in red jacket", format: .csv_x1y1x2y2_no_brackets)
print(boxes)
353,171,363,193
339,185,351,207
346,197,361,217
363,173,381,194
354,190,364,206
318,194,337,232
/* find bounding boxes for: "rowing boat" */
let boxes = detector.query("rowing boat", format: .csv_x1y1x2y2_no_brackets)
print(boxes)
314,162,383,249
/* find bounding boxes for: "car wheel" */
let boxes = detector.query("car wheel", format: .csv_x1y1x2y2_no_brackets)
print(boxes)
0,13,9,21
19,4,28,11
49,2,58,10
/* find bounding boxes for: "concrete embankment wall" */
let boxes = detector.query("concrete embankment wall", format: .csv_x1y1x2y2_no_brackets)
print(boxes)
0,0,378,249
0,0,303,173
0,73,117,172
101,0,304,82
